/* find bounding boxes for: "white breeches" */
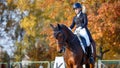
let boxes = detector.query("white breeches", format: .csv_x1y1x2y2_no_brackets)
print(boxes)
74,27,90,47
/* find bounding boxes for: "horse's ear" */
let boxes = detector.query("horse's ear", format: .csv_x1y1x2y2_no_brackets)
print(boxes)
57,24,61,30
50,24,55,30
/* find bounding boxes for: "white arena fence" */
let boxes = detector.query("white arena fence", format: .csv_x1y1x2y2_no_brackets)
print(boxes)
0,60,120,68
98,60,120,68
0,61,50,68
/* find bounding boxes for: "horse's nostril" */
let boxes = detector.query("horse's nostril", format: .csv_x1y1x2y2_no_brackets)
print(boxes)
58,49,63,53
58,47,65,53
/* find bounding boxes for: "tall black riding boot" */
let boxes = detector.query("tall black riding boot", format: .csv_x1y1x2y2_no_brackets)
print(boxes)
88,46,94,64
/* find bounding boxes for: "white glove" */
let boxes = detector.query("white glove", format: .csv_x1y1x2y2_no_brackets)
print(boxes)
68,27,72,31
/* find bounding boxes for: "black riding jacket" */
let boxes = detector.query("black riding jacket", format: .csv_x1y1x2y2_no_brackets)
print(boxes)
70,12,93,42
70,12,88,29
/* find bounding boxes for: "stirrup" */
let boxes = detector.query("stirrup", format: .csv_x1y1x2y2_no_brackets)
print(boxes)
89,56,94,64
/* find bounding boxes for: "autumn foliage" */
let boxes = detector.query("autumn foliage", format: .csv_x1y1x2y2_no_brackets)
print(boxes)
47,1,120,60
5,0,120,61
88,1,120,59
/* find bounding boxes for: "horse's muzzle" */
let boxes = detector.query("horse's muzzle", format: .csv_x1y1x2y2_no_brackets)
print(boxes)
58,47,65,53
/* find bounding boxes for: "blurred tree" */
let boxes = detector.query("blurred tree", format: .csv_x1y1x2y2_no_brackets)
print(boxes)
0,46,10,62
97,46,110,60
2,0,119,61
0,0,25,61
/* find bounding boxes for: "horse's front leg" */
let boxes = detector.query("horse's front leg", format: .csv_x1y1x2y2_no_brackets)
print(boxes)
66,64,71,68
73,64,83,68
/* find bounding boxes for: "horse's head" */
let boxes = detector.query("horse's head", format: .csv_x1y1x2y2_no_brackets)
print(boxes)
50,24,67,53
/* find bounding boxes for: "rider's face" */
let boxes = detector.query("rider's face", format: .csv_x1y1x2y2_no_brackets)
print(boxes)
74,8,81,14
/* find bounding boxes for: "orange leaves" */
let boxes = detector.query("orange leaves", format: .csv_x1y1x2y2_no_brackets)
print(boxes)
113,1,120,19
88,1,120,56
97,3,109,14
97,1,120,22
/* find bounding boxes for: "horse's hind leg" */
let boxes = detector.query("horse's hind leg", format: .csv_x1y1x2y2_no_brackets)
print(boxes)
85,63,94,68
85,63,90,68
90,64,94,68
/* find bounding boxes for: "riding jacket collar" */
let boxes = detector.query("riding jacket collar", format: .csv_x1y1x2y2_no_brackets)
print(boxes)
77,11,82,17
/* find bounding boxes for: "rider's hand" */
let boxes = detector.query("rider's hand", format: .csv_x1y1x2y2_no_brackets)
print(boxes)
68,27,72,31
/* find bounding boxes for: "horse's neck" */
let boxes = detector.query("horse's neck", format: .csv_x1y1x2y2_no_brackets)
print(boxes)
65,39,82,56
64,28,82,52
66,35,80,51
66,34,81,52
66,31,75,41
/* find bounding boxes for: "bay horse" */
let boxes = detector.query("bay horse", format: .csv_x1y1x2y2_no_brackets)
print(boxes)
50,24,96,68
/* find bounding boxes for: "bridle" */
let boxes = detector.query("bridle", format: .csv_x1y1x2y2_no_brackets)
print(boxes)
54,28,77,45
54,30,66,46
53,27,77,53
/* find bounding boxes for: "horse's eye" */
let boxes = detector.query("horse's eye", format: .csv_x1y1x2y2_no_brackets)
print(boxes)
58,33,63,37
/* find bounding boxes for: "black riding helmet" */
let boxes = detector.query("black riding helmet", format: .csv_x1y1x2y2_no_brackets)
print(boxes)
73,2,82,9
